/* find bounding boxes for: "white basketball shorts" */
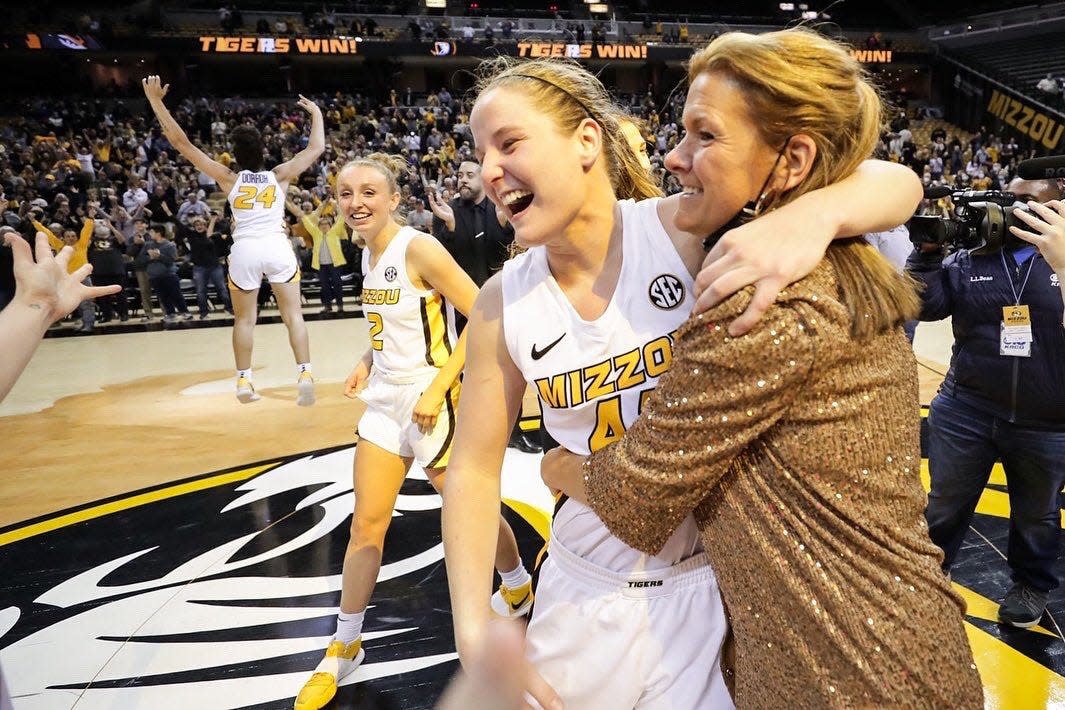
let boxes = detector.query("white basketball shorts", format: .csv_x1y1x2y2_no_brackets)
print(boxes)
227,236,299,291
526,537,733,709
356,372,459,469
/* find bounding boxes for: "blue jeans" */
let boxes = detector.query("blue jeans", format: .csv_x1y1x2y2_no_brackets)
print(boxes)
149,274,188,315
925,393,1065,592
193,264,230,316
79,277,95,329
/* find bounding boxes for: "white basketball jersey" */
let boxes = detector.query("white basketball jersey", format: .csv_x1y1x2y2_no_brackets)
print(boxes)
502,198,701,571
228,170,287,241
362,227,456,381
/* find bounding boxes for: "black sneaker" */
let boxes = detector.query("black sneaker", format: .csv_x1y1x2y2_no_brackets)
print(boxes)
508,430,543,454
999,583,1048,628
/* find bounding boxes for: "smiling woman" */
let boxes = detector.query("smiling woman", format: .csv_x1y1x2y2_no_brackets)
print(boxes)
291,154,532,710
442,49,928,708
539,28,984,708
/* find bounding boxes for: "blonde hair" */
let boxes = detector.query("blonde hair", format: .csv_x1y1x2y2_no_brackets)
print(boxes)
339,152,408,197
474,57,662,202
337,152,408,245
690,28,919,339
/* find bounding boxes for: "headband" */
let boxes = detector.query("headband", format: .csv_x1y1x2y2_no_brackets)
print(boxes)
509,72,596,119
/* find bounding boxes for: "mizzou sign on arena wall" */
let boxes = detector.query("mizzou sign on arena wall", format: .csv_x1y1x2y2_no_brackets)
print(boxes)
985,89,1065,150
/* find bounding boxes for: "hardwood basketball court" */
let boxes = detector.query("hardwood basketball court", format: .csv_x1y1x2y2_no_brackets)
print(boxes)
1,315,1062,708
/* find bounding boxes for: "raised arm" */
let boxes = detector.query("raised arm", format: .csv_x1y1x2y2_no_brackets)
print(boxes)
272,96,325,185
77,218,94,249
442,274,526,664
300,197,329,228
142,76,236,192
32,220,63,252
677,159,922,334
109,223,128,245
427,190,456,235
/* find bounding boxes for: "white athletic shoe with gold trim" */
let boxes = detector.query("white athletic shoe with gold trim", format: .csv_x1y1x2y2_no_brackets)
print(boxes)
491,579,534,618
236,376,260,404
296,371,316,407
294,637,364,710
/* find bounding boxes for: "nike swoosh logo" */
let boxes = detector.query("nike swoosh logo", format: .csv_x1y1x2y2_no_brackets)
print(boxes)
531,333,566,360
509,591,531,612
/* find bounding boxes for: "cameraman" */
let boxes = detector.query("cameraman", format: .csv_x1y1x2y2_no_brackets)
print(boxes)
907,177,1065,628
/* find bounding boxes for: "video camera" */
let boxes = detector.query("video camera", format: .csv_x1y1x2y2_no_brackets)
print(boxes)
907,154,1065,255
907,188,1029,255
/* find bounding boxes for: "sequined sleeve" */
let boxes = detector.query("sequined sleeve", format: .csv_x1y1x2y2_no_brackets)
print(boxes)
584,294,817,555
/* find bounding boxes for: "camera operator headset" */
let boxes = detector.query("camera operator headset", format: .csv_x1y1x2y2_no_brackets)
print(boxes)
906,174,1065,629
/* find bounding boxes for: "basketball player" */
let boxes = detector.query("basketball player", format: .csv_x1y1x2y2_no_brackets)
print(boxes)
293,154,531,710
142,76,323,405
441,58,923,707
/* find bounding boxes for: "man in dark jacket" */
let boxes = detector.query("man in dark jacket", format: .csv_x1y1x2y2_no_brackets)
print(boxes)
908,178,1065,628
427,160,513,288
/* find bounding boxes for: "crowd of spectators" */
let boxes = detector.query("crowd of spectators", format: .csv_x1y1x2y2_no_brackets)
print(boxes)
0,82,1042,333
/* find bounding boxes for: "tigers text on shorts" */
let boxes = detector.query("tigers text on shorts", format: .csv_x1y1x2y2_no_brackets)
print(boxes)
525,537,734,710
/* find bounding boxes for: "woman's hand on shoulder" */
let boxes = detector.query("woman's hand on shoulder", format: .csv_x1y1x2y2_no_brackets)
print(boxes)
693,201,834,336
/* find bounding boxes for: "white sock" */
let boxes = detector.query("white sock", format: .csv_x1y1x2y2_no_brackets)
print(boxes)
499,563,530,589
334,610,364,644
297,362,313,376
236,369,252,381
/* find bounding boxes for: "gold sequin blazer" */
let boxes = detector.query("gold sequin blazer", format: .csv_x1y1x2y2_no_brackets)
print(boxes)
584,261,983,709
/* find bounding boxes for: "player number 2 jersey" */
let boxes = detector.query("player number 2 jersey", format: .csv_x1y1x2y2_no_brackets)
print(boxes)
361,227,457,381
501,198,702,572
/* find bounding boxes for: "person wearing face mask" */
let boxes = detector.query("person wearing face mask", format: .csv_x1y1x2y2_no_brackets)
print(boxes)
443,45,932,707
539,29,983,708
86,217,129,322
292,153,531,710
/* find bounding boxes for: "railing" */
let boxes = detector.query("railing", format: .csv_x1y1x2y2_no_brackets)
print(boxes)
938,51,1065,121
928,2,1065,46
